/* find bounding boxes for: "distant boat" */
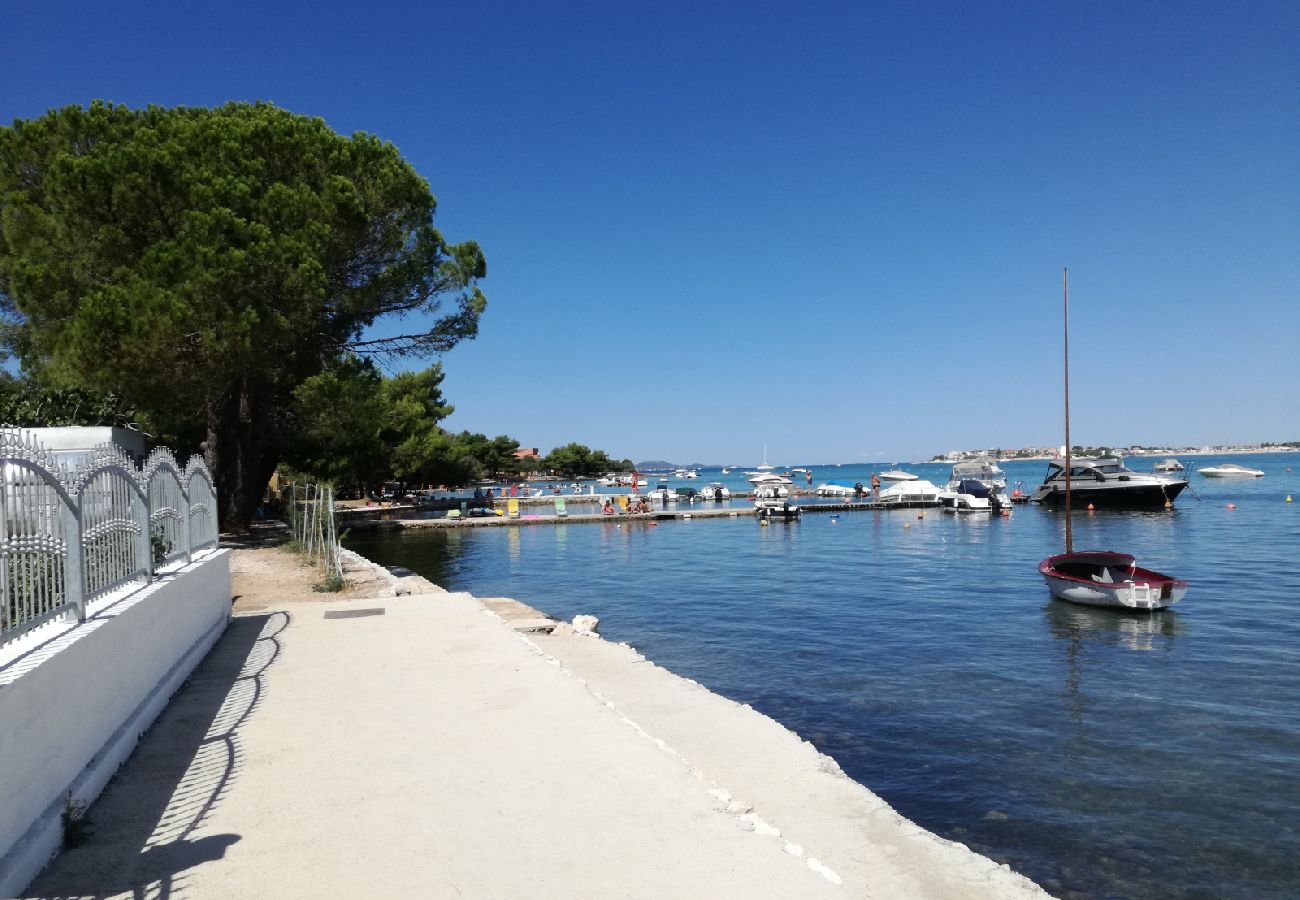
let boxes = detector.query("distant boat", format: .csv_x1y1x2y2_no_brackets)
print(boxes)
878,469,918,482
1153,458,1185,472
814,482,855,497
746,444,775,476
1199,463,1264,478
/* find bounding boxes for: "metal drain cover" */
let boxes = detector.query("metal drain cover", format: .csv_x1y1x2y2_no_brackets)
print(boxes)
323,608,386,619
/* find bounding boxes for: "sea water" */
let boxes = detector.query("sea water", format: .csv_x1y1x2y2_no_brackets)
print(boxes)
346,453,1300,900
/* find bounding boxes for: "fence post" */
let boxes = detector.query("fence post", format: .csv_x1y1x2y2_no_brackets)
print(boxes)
135,487,154,581
61,502,86,623
180,475,193,564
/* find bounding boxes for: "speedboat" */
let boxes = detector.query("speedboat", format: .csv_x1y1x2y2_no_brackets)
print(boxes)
1030,456,1189,508
650,479,676,505
879,469,918,482
1153,458,1185,472
814,482,855,497
877,479,942,505
1039,551,1188,611
1198,463,1264,478
700,482,731,501
938,481,995,513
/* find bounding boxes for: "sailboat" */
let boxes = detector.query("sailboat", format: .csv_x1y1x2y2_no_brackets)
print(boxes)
1037,269,1188,611
745,444,775,476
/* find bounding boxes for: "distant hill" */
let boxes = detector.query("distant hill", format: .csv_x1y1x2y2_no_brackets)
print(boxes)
636,460,716,471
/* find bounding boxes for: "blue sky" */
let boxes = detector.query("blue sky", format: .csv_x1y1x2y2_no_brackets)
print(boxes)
3,1,1297,464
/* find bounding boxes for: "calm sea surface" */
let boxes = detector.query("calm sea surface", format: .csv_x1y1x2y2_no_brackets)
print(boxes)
346,454,1300,900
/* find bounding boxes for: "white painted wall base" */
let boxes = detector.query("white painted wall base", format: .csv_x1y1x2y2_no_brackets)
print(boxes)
0,550,231,898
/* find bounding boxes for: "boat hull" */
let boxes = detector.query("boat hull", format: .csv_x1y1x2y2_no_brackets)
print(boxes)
1039,552,1188,611
1034,481,1187,509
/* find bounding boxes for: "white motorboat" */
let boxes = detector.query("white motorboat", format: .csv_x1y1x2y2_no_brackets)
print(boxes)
878,469,918,482
751,474,799,519
938,490,992,513
1040,551,1188,610
1031,456,1189,508
877,479,942,505
650,480,676,505
753,478,801,520
1153,458,1185,472
814,483,855,497
700,482,731,501
941,458,1011,513
748,473,791,498
1198,463,1264,478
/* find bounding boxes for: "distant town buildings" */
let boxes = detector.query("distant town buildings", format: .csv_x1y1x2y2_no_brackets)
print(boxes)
931,441,1299,463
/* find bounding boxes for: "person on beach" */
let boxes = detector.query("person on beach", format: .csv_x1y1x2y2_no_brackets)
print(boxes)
870,473,881,499
602,499,616,515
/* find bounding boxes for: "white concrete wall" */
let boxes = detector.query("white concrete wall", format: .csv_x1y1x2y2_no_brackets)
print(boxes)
0,550,231,897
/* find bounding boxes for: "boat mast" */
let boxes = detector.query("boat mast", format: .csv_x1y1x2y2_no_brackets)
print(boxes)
1063,267,1072,554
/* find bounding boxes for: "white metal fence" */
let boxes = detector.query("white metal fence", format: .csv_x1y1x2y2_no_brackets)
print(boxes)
1,429,219,645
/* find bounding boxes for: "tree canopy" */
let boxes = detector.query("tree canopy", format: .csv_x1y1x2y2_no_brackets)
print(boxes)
0,101,486,527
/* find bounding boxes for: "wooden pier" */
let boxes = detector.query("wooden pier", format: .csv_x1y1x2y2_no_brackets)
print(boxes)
344,498,941,530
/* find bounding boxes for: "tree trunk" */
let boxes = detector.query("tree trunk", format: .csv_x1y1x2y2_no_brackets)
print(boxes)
206,377,275,533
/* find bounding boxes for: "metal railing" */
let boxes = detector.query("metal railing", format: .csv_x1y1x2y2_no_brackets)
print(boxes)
1,429,220,646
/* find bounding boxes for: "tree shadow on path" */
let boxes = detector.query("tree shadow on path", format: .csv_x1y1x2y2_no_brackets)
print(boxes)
24,612,289,900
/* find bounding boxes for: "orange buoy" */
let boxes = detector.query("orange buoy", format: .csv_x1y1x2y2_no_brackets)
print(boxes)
1012,488,1022,497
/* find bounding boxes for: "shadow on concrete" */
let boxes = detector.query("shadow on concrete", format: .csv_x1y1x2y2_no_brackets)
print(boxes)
24,612,290,900
218,522,290,550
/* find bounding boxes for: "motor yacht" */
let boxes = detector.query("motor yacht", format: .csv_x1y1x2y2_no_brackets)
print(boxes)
1153,458,1185,472
1031,456,1189,508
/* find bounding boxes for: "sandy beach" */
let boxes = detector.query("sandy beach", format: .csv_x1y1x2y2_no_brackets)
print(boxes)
25,540,1052,899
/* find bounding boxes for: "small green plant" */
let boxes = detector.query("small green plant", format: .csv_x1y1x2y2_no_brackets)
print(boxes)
280,539,306,555
312,572,346,593
61,792,92,847
150,530,172,566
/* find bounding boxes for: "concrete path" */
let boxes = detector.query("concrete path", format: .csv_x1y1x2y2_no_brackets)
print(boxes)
25,591,1051,899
